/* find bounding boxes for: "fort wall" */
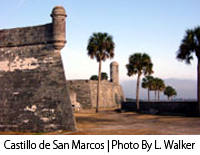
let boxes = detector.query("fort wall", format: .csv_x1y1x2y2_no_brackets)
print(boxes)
0,24,52,48
121,101,199,116
0,6,76,132
67,80,125,109
67,61,125,109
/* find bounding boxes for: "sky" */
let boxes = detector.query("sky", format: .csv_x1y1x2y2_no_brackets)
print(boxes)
0,0,199,99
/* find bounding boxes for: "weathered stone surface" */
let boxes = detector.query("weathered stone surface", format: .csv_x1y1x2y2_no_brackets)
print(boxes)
110,61,119,85
0,24,52,48
67,80,125,109
67,62,125,109
70,91,81,112
0,6,76,132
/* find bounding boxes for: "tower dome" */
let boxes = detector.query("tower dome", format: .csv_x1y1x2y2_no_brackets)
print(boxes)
51,6,67,17
111,61,118,66
51,6,67,50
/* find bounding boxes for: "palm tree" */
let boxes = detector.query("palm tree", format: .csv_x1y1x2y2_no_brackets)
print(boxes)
150,77,166,101
177,27,200,115
173,90,177,99
151,77,159,100
126,53,153,110
164,86,177,100
156,78,165,100
87,32,115,113
142,75,154,101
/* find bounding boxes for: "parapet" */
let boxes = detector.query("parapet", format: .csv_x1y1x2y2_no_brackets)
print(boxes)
0,6,67,50
0,24,53,48
0,6,76,132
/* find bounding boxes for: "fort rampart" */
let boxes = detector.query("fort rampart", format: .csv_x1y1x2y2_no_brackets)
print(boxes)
67,80,125,109
67,62,125,109
0,6,76,132
121,101,199,116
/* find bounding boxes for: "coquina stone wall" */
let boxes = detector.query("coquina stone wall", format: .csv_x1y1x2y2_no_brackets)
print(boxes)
67,80,125,109
67,62,125,109
0,6,76,132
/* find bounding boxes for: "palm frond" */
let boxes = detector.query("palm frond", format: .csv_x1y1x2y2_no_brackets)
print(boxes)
126,53,153,77
177,26,200,64
87,32,115,62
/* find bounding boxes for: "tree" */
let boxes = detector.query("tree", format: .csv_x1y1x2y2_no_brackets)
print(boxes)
177,27,200,115
156,78,165,100
126,53,153,110
101,72,108,80
173,90,177,99
90,75,98,80
87,32,115,113
90,72,108,81
151,78,165,100
151,77,159,100
164,86,177,100
142,75,154,101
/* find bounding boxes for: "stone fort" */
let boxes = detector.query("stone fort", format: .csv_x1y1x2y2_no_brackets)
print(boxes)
0,6,76,132
0,6,125,132
68,61,125,109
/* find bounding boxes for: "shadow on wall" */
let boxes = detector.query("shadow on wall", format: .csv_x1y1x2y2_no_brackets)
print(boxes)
121,101,199,117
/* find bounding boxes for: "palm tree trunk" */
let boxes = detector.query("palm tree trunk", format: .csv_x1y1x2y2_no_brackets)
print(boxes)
198,59,200,116
96,59,102,113
136,73,141,110
148,88,150,101
155,90,157,101
158,91,160,101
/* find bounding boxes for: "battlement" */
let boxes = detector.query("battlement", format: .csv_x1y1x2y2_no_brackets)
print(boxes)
67,62,125,109
0,6,76,132
67,79,113,85
0,24,52,48
0,6,66,50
